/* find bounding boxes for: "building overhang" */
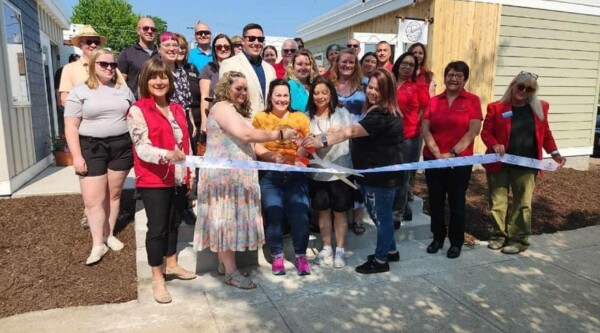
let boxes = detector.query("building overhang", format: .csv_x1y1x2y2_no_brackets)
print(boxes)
36,0,69,30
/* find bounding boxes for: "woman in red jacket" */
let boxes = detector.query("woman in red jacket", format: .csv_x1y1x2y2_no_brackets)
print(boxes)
128,58,196,304
481,71,566,254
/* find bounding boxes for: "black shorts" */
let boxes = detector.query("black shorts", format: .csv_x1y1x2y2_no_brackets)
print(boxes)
308,178,354,212
80,133,133,177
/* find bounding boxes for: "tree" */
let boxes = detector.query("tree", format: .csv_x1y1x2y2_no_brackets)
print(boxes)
71,0,168,53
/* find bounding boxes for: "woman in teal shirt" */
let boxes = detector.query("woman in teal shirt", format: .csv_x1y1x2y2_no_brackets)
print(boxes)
285,49,318,113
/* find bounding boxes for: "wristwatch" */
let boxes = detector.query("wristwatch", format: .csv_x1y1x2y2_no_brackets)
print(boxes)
320,134,328,147
450,148,457,157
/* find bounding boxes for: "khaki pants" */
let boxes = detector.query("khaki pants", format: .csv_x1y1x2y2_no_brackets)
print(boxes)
486,167,537,249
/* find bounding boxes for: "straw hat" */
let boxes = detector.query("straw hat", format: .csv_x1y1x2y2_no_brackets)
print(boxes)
70,25,107,46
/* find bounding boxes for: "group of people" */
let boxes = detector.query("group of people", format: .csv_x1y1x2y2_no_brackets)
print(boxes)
60,17,566,304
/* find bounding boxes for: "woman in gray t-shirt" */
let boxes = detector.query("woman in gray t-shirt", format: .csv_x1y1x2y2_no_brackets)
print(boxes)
64,48,135,266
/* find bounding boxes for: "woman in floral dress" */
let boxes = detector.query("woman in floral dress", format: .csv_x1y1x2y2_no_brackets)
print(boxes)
193,71,297,289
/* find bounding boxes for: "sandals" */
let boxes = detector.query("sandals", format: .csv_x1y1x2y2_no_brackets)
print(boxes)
164,265,197,280
351,222,365,235
224,270,256,290
152,279,172,304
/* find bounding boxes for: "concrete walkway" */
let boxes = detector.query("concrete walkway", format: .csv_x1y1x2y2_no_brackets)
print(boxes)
1,166,599,332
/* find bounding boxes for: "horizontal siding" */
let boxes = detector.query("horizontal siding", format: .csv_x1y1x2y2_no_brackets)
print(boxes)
305,29,349,63
495,5,600,150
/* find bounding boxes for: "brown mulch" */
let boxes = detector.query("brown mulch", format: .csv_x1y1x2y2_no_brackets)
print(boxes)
413,164,600,244
0,190,137,319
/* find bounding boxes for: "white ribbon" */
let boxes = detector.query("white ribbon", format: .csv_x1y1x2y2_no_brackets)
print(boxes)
181,153,559,174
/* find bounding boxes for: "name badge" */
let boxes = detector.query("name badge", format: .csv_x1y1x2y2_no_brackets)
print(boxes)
502,111,513,119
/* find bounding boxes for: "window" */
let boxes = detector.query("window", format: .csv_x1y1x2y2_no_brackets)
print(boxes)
352,33,402,64
3,1,30,104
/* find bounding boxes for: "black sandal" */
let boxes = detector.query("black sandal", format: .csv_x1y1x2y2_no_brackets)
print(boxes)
352,222,365,235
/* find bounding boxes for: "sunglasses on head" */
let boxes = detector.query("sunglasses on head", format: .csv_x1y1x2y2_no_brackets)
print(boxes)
215,44,231,52
520,71,539,80
244,35,265,43
96,61,118,70
84,38,101,46
195,30,211,37
141,26,157,33
516,83,536,93
282,48,296,54
347,44,359,48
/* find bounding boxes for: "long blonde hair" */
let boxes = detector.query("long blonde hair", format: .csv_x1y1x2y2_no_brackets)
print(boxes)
285,49,318,86
86,48,122,89
215,71,252,118
330,48,363,93
499,71,544,121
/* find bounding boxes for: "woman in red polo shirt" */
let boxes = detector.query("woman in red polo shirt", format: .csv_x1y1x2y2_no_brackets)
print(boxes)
481,71,565,254
421,61,483,259
408,43,436,97
391,52,430,229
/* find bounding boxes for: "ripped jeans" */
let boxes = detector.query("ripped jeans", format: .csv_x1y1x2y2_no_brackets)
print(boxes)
361,185,397,262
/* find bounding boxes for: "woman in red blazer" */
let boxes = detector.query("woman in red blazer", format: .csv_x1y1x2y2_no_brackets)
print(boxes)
481,71,566,254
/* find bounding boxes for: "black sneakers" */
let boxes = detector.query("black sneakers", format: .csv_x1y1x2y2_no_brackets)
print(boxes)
367,251,400,262
356,258,389,274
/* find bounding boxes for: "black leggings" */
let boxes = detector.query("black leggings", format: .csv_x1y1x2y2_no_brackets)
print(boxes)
138,186,187,267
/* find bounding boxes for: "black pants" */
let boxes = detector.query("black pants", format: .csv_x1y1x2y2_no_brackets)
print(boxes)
138,186,187,267
425,165,472,247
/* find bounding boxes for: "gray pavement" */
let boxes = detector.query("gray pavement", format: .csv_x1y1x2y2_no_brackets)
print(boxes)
2,166,599,332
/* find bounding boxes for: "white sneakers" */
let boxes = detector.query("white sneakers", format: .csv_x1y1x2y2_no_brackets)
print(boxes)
86,244,109,265
85,236,124,265
105,236,124,251
314,248,346,268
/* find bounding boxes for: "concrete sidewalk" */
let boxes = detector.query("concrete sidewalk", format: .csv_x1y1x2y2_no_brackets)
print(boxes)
1,199,599,332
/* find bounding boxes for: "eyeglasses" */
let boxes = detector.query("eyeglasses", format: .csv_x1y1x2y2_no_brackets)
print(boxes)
195,30,211,37
347,44,359,48
96,61,118,69
161,43,179,50
244,35,265,43
215,44,231,52
399,61,415,68
84,38,101,46
233,43,243,48
516,83,536,93
141,26,157,33
519,71,539,80
446,73,464,79
282,48,296,54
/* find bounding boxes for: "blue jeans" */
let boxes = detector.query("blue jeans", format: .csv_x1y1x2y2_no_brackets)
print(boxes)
259,171,310,256
361,185,397,262
394,135,422,215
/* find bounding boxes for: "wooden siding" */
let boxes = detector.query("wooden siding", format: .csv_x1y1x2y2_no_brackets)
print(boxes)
349,0,433,36
430,0,501,153
494,5,600,150
304,29,349,63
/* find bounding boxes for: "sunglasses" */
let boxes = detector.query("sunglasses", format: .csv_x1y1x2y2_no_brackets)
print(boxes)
516,83,536,93
84,38,101,46
233,43,243,48
347,44,359,48
96,61,118,70
195,30,211,37
141,26,157,33
215,44,231,52
520,71,539,80
282,48,296,54
244,35,265,43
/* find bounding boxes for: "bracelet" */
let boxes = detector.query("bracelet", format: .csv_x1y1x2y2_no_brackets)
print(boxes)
279,130,284,141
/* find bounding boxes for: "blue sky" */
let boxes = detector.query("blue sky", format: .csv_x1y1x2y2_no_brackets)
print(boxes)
62,0,351,40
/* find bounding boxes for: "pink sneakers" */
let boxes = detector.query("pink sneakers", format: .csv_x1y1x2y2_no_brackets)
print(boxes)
272,257,286,275
295,256,311,276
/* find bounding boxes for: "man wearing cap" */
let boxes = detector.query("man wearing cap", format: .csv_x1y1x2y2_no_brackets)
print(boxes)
118,17,159,98
273,39,298,79
188,21,212,72
219,23,276,118
59,25,107,106
231,35,243,55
